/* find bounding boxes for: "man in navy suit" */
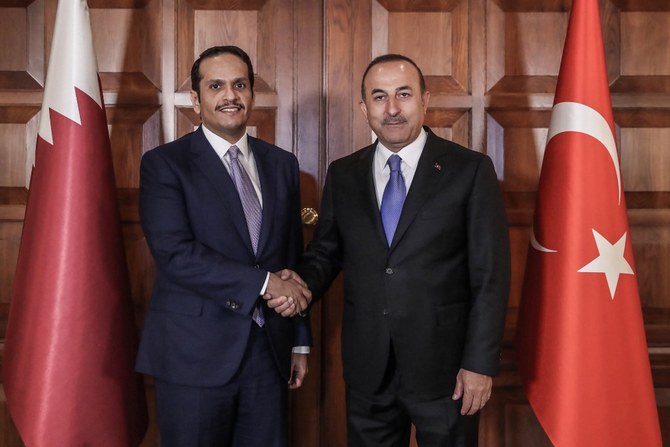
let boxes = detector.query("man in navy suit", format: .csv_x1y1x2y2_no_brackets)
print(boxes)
288,54,510,446
136,45,312,447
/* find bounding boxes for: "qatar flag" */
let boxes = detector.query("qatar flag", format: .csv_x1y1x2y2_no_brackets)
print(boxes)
515,0,662,445
2,0,147,445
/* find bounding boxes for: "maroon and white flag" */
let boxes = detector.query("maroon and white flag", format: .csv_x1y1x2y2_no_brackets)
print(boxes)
3,0,147,445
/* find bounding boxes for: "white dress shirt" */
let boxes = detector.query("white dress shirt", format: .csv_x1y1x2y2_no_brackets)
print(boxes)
201,125,263,206
373,128,427,207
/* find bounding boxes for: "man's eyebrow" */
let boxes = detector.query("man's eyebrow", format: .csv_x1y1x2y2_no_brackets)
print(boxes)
369,85,413,96
204,77,249,84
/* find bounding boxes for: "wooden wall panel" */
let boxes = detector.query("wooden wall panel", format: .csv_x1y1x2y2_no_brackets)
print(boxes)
0,0,44,91
620,13,670,76
1,0,669,445
631,225,670,309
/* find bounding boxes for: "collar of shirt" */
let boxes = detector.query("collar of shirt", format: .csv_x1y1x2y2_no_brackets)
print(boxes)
200,124,263,205
201,124,251,161
373,128,427,207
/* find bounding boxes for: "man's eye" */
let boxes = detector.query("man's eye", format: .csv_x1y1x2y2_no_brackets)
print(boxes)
235,82,247,89
373,95,386,101
210,83,220,89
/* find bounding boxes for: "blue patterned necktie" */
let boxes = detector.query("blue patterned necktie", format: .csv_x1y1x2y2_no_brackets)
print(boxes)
380,154,406,245
228,145,262,254
228,145,264,326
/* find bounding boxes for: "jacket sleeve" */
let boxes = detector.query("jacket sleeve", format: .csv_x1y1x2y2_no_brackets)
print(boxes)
461,155,511,376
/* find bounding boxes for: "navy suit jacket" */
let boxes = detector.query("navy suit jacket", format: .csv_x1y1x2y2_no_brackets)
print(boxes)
298,128,510,397
136,127,311,387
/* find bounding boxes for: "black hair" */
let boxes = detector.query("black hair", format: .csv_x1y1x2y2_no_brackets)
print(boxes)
360,54,426,99
191,45,255,97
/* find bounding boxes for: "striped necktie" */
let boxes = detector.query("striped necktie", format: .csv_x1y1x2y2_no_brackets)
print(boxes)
228,145,264,326
228,145,262,254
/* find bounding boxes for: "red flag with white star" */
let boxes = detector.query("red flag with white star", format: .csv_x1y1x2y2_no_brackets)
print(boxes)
515,0,662,445
2,0,147,445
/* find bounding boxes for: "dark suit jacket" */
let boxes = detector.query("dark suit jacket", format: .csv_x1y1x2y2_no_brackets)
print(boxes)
136,126,311,387
298,128,510,397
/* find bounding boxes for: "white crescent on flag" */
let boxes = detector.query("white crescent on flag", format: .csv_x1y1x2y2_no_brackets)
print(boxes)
547,101,621,203
530,101,621,253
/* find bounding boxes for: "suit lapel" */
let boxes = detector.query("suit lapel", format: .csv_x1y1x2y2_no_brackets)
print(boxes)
389,132,448,250
190,127,255,254
352,145,388,245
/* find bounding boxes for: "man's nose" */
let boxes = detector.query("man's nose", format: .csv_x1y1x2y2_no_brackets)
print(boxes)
386,97,400,115
221,84,237,100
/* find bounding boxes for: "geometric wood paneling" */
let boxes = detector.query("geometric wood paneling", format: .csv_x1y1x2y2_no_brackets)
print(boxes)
620,13,670,76
631,225,670,309
426,108,470,148
0,222,22,310
504,13,566,76
176,0,276,93
507,226,531,309
487,110,551,191
0,108,39,188
192,10,259,76
107,106,160,188
609,3,670,93
480,388,553,447
89,0,161,102
487,0,568,94
0,0,43,91
122,222,155,322
620,128,670,191
373,0,469,95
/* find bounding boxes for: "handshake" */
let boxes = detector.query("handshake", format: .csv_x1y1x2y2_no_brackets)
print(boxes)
263,269,312,317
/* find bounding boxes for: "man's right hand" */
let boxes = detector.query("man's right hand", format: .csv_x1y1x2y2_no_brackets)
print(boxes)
264,270,312,317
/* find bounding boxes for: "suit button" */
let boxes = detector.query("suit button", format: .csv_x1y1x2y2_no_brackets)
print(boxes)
385,268,393,274
382,308,389,316
230,301,240,310
226,299,232,307
254,264,260,269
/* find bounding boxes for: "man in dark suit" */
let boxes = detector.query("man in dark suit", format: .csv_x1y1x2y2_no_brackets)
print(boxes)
292,54,510,446
136,45,312,447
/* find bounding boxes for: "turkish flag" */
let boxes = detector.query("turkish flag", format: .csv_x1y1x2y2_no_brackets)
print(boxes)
2,0,147,445
515,0,662,445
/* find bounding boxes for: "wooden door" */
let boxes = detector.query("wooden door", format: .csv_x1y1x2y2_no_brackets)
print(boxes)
1,0,670,446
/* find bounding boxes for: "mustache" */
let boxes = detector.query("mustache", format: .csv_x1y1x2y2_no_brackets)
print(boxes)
215,102,245,111
383,116,406,125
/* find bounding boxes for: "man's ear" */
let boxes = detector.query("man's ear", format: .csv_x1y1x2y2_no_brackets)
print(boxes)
359,100,368,119
422,90,431,112
191,90,201,114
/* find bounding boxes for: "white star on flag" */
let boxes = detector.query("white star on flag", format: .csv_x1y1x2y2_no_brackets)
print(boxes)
578,229,634,299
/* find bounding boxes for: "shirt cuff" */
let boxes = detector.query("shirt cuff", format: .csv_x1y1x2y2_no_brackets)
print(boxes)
259,272,270,296
292,346,310,354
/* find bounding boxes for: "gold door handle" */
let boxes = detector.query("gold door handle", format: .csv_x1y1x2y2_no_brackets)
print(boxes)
301,207,319,226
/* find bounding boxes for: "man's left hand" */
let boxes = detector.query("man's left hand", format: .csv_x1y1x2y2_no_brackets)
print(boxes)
289,353,309,389
452,368,492,415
